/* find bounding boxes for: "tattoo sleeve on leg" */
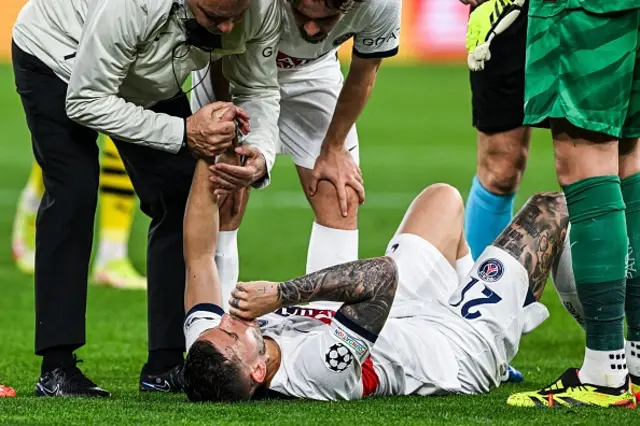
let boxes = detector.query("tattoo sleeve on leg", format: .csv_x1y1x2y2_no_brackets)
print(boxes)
277,257,399,336
493,192,569,300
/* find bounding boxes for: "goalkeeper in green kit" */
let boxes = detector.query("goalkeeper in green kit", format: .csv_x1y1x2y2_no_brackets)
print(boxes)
503,0,640,408
466,0,640,408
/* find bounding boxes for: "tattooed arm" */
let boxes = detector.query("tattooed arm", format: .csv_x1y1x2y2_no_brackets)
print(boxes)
228,257,399,336
493,192,570,300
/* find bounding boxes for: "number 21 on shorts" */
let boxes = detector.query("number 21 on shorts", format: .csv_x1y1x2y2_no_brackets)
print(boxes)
450,277,502,320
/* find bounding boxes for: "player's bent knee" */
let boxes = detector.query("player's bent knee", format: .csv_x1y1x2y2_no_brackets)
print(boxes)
398,183,464,264
478,146,527,195
408,183,465,232
311,180,359,229
478,158,524,194
419,183,464,214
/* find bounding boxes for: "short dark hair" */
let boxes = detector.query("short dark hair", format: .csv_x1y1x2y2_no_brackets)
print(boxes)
183,340,250,402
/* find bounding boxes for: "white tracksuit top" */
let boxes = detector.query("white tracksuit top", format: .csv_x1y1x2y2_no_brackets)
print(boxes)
13,0,280,175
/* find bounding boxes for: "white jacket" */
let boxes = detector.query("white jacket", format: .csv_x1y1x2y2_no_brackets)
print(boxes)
13,0,280,176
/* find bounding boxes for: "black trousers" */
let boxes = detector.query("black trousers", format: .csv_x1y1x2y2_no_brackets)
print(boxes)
12,41,196,356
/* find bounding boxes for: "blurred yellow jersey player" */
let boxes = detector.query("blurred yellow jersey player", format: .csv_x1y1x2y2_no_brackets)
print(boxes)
12,136,146,290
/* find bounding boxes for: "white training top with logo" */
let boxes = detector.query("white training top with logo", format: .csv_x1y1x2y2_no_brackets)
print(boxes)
12,0,280,168
275,0,401,71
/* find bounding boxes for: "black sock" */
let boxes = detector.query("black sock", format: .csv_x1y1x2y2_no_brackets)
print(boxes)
41,347,75,374
146,349,183,374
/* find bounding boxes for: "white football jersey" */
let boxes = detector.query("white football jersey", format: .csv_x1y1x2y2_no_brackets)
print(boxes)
275,0,402,70
184,303,463,401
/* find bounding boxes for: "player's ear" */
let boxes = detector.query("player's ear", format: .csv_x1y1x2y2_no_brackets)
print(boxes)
249,359,267,384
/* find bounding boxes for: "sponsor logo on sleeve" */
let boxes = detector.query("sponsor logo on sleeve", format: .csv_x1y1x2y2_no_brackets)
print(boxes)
333,327,367,357
275,306,335,324
360,28,400,47
324,343,353,372
477,258,504,283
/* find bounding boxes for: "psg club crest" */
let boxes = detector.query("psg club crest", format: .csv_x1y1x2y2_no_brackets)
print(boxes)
477,258,504,283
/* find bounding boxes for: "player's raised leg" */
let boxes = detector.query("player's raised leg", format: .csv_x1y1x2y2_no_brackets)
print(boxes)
450,192,569,395
188,66,245,312
215,176,249,312
382,183,476,311
94,136,146,290
392,183,467,267
12,160,43,274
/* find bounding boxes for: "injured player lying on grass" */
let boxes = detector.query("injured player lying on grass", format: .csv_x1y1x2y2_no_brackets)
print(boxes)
181,180,569,401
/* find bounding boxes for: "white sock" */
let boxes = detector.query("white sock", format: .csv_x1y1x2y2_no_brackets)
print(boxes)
306,223,358,310
306,223,358,273
455,253,473,284
216,230,239,312
95,240,127,266
20,187,42,213
626,341,640,378
579,347,628,388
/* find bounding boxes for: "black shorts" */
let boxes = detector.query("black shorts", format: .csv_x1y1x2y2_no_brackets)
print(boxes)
469,0,528,133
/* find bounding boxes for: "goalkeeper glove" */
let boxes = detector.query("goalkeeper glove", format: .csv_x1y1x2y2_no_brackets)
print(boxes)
466,0,526,71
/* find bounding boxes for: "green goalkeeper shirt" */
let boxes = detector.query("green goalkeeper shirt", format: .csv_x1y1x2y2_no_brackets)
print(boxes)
530,0,640,16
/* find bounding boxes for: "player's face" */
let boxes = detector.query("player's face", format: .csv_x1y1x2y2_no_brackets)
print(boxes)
199,314,266,367
289,0,343,44
188,0,249,34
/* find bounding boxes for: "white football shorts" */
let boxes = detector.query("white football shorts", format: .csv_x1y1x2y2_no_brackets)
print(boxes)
190,54,359,170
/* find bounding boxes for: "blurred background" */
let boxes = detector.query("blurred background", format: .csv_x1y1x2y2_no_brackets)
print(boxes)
0,0,471,62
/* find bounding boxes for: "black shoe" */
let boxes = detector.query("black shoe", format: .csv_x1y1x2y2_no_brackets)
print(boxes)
35,358,111,398
139,364,184,393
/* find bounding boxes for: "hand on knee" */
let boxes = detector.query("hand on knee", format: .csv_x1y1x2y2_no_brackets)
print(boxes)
311,180,359,230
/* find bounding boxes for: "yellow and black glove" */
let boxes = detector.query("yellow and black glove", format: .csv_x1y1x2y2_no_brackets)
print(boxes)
466,0,526,71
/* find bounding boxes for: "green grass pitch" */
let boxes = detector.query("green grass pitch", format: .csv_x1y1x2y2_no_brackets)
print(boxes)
0,63,638,425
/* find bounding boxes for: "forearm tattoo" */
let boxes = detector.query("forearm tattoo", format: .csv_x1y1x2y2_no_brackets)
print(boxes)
493,192,569,300
277,257,399,336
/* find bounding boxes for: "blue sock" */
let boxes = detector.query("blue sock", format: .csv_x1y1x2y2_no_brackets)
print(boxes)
464,176,516,259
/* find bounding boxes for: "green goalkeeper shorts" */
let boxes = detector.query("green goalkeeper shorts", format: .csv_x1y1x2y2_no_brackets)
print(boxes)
524,5,640,139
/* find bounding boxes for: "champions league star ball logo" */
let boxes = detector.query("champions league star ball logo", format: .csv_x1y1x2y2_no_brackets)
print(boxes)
325,343,353,372
477,258,504,283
